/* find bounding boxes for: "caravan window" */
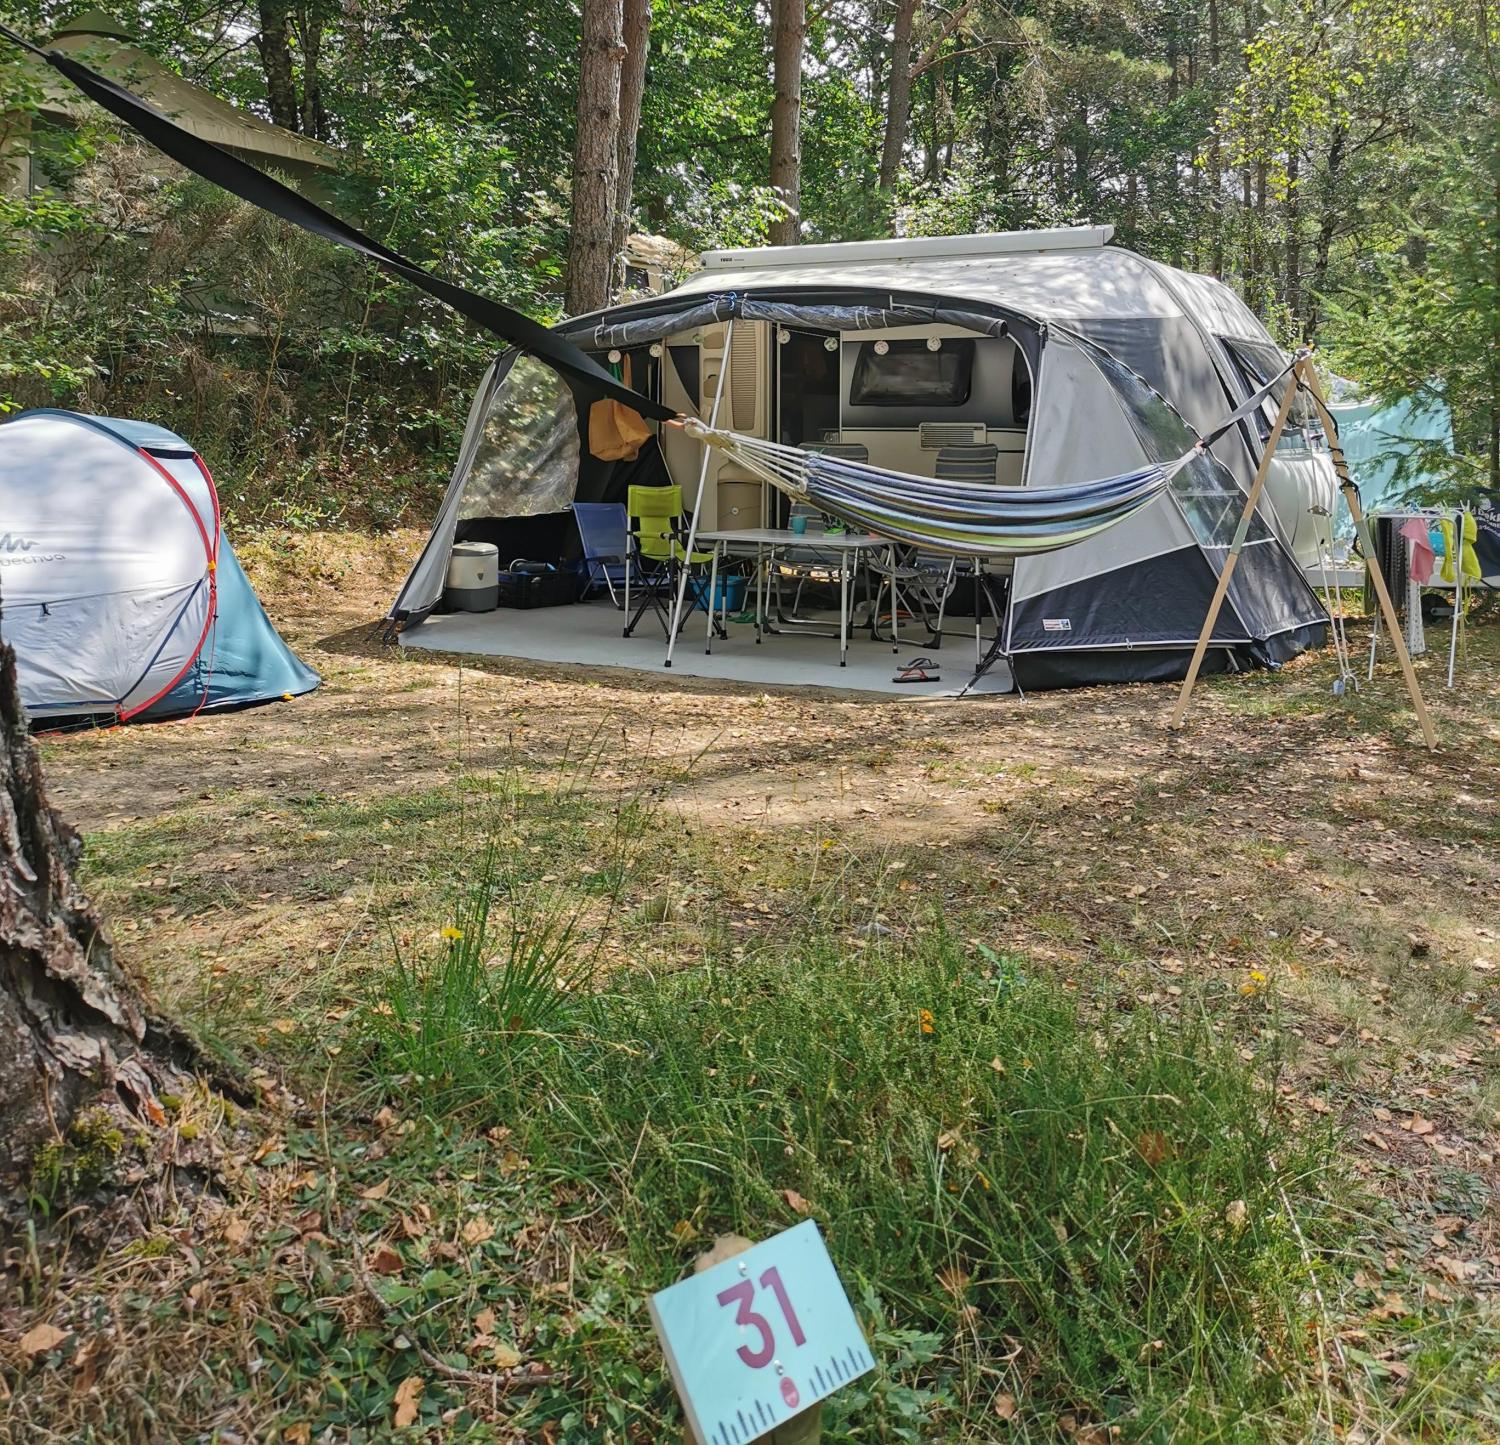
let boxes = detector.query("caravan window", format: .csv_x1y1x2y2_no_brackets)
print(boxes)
849,338,975,407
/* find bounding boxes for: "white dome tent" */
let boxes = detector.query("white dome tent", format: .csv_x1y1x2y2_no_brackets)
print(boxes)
0,410,319,724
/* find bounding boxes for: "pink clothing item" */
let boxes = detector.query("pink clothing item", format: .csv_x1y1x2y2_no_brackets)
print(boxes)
1401,517,1436,584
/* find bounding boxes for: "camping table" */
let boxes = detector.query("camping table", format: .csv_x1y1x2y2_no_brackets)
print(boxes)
695,529,892,667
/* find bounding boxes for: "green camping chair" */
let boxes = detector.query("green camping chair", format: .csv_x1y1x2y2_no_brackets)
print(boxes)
623,484,715,638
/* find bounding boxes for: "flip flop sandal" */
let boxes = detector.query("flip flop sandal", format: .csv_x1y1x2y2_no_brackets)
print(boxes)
894,657,939,684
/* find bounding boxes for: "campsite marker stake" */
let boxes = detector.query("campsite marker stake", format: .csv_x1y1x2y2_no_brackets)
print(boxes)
1168,368,1301,731
665,319,735,668
1295,359,1437,748
649,1220,870,1445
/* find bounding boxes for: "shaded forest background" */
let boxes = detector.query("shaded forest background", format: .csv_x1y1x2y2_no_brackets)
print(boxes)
1,0,1496,527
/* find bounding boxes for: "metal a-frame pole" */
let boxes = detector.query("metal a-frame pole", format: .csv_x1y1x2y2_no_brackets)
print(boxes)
1168,368,1301,729
1296,357,1437,748
664,319,735,668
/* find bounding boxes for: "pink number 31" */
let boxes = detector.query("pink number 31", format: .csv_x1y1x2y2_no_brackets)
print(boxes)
716,1266,808,1369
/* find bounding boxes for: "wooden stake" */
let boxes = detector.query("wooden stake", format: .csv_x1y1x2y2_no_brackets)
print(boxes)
1296,358,1437,749
1168,370,1300,730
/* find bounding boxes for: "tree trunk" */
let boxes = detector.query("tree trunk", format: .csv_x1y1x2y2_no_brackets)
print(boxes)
1284,146,1301,333
878,0,920,196
297,5,327,142
768,0,806,246
566,0,627,316
255,0,302,133
610,0,652,297
1307,122,1346,331
1207,0,1223,276
0,640,178,1190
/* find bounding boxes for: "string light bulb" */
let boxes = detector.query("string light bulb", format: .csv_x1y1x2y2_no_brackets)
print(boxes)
926,336,943,351
874,339,890,355
607,348,622,363
824,336,839,352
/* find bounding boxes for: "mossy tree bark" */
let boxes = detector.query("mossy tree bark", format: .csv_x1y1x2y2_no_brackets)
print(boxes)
0,638,183,1191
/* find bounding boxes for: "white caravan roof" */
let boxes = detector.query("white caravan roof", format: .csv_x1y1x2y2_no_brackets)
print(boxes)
668,226,1264,334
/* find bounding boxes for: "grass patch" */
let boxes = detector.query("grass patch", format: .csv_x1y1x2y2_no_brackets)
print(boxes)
361,912,1344,1439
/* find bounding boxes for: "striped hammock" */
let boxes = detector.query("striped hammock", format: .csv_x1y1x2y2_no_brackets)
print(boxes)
682,420,1191,557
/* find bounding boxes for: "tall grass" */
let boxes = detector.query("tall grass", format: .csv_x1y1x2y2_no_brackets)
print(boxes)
364,896,1343,1438
363,757,657,1113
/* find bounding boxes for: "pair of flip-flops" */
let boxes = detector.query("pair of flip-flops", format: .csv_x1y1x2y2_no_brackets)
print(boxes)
894,656,939,684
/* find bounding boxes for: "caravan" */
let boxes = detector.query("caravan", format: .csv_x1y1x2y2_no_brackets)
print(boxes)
393,227,1336,691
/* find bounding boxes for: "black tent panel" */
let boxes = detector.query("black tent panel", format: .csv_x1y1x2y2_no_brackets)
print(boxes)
1012,645,1242,691
1008,544,1251,655
1222,536,1330,644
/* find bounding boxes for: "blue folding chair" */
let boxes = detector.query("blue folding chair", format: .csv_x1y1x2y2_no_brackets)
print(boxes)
572,502,630,606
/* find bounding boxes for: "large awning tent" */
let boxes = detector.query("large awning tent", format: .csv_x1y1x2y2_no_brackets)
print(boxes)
0,410,319,725
392,229,1336,689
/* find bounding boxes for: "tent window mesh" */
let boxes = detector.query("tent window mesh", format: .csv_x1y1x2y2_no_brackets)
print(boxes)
1219,337,1321,445
1080,340,1273,552
458,355,581,520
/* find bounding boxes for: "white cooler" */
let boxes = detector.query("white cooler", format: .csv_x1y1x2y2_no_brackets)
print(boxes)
444,541,500,612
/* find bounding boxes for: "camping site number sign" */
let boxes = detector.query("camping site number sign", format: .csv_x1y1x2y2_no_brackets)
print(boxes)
649,1220,874,1444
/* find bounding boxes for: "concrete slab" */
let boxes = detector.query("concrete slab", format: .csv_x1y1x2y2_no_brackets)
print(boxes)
399,599,1014,698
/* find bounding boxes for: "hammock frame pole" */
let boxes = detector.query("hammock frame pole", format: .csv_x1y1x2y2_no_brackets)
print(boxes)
665,320,735,667
1169,369,1301,730
1296,358,1437,749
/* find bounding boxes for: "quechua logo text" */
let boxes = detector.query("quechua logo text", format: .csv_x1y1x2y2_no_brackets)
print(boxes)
0,533,65,565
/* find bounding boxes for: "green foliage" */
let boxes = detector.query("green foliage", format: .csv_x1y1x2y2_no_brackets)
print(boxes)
2,0,1497,501
1325,130,1500,499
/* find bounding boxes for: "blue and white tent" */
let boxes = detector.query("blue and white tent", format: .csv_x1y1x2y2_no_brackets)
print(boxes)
0,409,318,723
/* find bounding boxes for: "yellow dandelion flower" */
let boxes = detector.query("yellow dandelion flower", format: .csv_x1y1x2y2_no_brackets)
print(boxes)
919,1008,935,1035
440,926,464,941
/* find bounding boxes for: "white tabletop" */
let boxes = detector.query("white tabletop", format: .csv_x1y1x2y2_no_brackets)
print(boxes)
697,528,889,548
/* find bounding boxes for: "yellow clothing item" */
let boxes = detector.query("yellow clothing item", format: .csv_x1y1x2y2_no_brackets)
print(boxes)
1437,514,1481,584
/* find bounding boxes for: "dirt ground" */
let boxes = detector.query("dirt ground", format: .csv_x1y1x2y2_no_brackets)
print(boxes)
28,528,1500,1412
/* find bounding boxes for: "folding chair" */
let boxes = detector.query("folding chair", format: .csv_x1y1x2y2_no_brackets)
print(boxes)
572,502,629,606
622,484,716,638
868,548,958,651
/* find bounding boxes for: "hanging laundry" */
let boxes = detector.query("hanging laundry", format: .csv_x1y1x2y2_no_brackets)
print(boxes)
1458,512,1482,582
1401,517,1436,584
1437,514,1483,584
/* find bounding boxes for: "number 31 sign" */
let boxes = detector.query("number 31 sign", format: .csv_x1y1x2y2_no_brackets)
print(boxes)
649,1220,874,1445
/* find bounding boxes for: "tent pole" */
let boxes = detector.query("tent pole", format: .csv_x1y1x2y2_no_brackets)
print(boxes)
1296,358,1437,749
1168,368,1300,730
665,319,735,667
1447,507,1463,689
